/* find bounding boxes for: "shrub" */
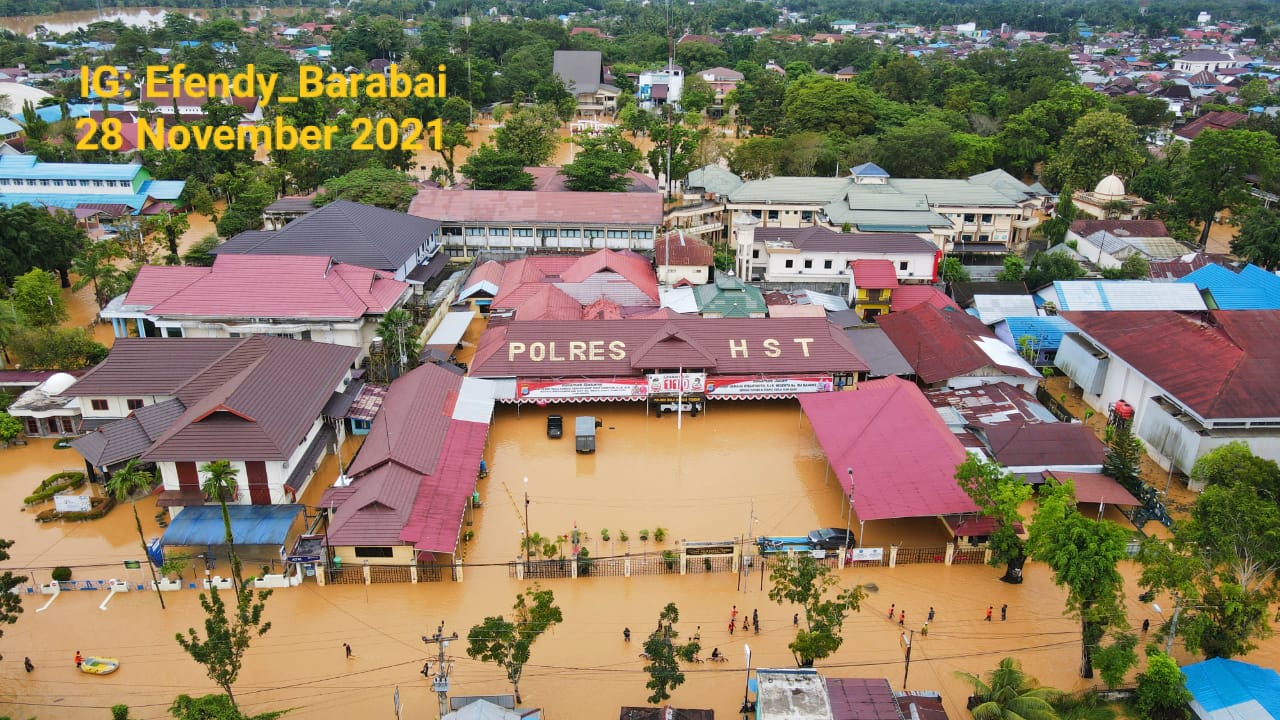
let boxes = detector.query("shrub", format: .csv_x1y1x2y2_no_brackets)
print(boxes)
654,527,667,542
639,528,650,541
662,550,678,570
23,471,87,505
619,530,630,542
35,496,116,522
51,566,72,582
577,548,593,576
600,528,610,541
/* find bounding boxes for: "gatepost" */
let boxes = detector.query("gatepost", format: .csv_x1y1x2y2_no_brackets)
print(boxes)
410,565,418,583
515,557,525,580
454,558,463,582
363,560,371,585
316,564,326,586
944,543,956,566
889,544,899,568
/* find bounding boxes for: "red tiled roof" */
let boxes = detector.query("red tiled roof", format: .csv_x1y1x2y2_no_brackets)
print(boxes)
1041,470,1141,506
517,166,657,193
890,286,958,313
398,419,490,553
492,250,659,311
1174,110,1247,140
461,260,505,295
514,285,582,321
851,259,899,289
656,231,714,267
798,376,979,521
408,186,662,226
979,421,1107,468
1070,219,1169,238
561,249,660,301
469,318,868,377
136,255,408,319
877,304,1037,383
827,678,900,720
346,363,462,478
1059,310,1280,419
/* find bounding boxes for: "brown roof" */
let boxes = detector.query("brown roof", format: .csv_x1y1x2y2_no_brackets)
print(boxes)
72,398,187,467
345,363,462,478
68,338,246,397
978,421,1107,468
896,694,949,720
469,318,868,377
876,304,1037,383
1060,310,1280,420
139,337,358,462
656,232,714,267
1174,110,1247,140
408,186,663,227
1069,219,1169,238
826,678,903,720
517,166,657,193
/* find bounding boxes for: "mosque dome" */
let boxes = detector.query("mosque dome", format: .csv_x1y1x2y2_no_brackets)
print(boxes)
1094,174,1127,200
43,372,77,396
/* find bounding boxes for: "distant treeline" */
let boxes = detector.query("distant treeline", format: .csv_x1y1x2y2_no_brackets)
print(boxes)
0,0,330,17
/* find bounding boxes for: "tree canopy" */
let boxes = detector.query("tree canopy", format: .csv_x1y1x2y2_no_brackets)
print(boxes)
315,167,419,212
466,585,563,704
768,553,865,666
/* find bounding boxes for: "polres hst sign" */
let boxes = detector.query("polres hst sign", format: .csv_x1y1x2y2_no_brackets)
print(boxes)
647,372,707,395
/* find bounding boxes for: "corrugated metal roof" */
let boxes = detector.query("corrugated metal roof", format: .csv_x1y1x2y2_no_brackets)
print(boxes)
399,418,491,553
842,327,912,377
798,376,979,521
728,176,852,203
890,286,958,313
656,231,715,266
971,294,1038,325
851,259,898,289
692,273,767,315
1053,280,1206,311
685,164,743,196
756,226,937,254
826,678,902,720
1180,263,1280,310
1184,658,1280,720
885,178,1020,207
1040,471,1141,506
409,186,662,226
347,363,463,478
0,154,143,180
160,503,304,546
999,316,1076,350
71,398,186,467
68,338,241,397
877,304,1038,383
981,422,1107,468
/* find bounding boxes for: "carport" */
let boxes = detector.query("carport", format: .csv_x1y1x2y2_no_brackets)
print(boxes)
160,504,307,571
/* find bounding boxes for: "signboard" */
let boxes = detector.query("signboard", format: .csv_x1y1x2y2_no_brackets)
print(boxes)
54,495,92,513
518,379,648,402
706,375,834,397
647,372,706,395
847,547,885,562
123,560,141,570
286,555,323,564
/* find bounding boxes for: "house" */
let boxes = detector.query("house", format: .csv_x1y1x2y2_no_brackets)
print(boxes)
552,50,620,117
849,259,898,320
1071,175,1150,221
877,303,1040,392
839,326,912,378
0,155,184,214
739,224,939,287
756,669,834,720
950,280,1028,308
1182,658,1280,720
1066,219,1187,268
655,230,714,285
637,64,684,108
126,82,262,122
1173,109,1248,142
696,66,743,107
320,363,496,566
457,260,506,313
98,254,411,361
692,273,766,317
992,316,1077,367
834,66,856,82
68,337,359,509
1055,310,1280,474
1178,263,1280,309
971,421,1108,475
1172,49,1241,74
832,19,858,33
213,200,441,284
1038,280,1206,311
6,372,81,437
490,249,661,320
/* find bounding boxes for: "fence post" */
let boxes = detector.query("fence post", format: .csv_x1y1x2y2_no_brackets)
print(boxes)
732,539,741,574
944,543,956,566
680,552,687,575
454,558,463,582
838,548,846,569
889,545,899,568
624,555,631,577
515,557,524,580
571,553,578,579
410,565,419,583
362,561,371,585
983,548,993,565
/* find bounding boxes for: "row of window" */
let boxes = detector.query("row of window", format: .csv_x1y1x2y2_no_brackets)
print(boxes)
89,398,144,411
952,213,1003,224
0,178,131,188
751,210,816,222
775,258,912,271
446,228,655,240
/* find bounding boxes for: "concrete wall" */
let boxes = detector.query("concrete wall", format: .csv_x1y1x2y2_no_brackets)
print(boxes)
330,543,417,566
78,394,173,420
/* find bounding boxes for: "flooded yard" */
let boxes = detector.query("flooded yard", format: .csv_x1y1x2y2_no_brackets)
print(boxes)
2,401,1279,720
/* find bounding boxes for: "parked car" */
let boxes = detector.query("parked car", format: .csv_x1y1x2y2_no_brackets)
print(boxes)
807,528,856,550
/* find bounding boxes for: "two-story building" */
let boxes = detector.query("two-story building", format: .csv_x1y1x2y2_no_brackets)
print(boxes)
637,64,685,109
696,66,743,115
552,50,621,117
0,155,185,214
737,224,940,288
68,337,359,511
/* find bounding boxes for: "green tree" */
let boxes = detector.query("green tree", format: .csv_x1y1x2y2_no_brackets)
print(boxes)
1101,421,1144,496
466,585,563,704
1133,650,1191,720
7,326,108,369
1176,129,1280,247
955,454,1033,583
168,693,283,720
0,412,20,443
494,103,562,166
640,602,700,705
781,75,878,136
71,240,128,309
729,67,785,136
199,460,242,591
562,128,640,192
106,460,166,611
12,268,66,326
1028,479,1137,680
377,308,421,378
433,122,472,186
0,538,25,639
647,119,704,197
1189,441,1280,497
729,137,783,180
461,144,535,190
939,256,971,283
1239,78,1271,109
1024,252,1085,290
1042,111,1142,192
767,554,865,667
146,213,191,262
183,235,221,268
1232,206,1280,271
679,74,716,116
955,657,1061,720
874,117,957,178
315,168,418,212
997,255,1026,281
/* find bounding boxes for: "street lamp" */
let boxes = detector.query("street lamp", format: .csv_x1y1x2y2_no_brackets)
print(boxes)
523,476,531,568
844,468,854,550
740,643,755,718
1152,597,1207,655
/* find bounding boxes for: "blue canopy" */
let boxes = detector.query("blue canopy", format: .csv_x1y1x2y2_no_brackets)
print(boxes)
161,504,305,547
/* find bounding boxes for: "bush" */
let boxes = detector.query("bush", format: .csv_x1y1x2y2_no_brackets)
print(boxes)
654,527,667,542
619,530,629,542
24,471,86,505
51,566,72,582
600,528,610,541
662,550,679,570
35,496,116,523
577,548,593,576
639,528,650,541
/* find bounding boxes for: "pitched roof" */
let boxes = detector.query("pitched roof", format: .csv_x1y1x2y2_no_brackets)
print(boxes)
692,273,767,316
408,186,661,226
492,250,660,311
459,260,505,301
951,280,1029,307
470,318,868,377
1052,280,1206,311
999,316,1077,350
1062,310,1280,419
346,363,463,478
826,678,901,720
1040,470,1141,506
1070,219,1169,238
755,225,938,254
1183,658,1280,720
1174,110,1247,140
978,421,1107,468
215,200,439,272
68,338,246,397
71,398,187,467
1179,263,1280,310
877,304,1038,383
851,259,899,289
684,164,743,196
841,327,912,377
798,376,979,521
131,254,408,319
970,294,1038,325
656,231,715,266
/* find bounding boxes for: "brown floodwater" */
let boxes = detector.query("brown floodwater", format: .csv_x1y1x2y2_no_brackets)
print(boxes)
3,404,1279,720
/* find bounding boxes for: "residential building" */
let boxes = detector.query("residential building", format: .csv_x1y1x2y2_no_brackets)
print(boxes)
668,164,743,237
1179,263,1280,309
214,200,441,284
409,184,662,257
457,260,505,314
6,372,81,437
552,50,620,117
68,337,359,510
654,230,714,285
970,421,1108,476
969,294,1039,325
738,224,939,288
490,249,661,320
1071,175,1150,221
126,82,263,122
98,254,411,361
637,64,684,108
756,669,833,720
320,362,496,566
1173,110,1248,142
849,259,898,320
1066,219,1187,268
877,303,1041,393
1172,49,1241,74
1055,310,1280,474
1037,280,1206,311
992,316,1077,367
696,66,743,111
0,155,184,214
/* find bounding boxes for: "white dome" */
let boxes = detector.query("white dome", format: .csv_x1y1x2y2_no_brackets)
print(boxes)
0,82,55,116
1094,174,1127,200
42,372,77,396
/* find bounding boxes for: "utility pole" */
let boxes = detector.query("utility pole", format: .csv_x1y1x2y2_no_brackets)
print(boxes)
901,629,914,690
422,622,460,719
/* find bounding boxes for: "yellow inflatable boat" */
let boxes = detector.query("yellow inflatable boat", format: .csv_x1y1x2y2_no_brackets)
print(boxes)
79,657,119,675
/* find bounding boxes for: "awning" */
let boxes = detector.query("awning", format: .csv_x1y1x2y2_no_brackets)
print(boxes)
161,504,305,546
322,380,366,419
156,488,206,508
1041,470,1142,506
426,311,474,350
407,253,450,284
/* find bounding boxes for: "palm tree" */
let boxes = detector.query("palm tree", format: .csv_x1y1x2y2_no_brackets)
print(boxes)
957,657,1061,720
105,459,165,610
199,460,242,593
71,240,127,309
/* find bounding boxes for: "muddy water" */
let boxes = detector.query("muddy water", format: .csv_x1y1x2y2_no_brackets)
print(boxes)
4,403,1280,719
415,120,658,180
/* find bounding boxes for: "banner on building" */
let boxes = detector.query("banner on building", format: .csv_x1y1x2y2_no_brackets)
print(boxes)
705,375,834,398
647,372,707,395
517,379,649,402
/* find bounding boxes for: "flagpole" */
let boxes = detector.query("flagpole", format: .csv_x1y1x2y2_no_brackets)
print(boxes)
678,365,684,430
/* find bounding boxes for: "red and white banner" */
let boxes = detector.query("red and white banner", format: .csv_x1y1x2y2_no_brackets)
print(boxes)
706,375,834,398
517,378,649,402
647,372,707,395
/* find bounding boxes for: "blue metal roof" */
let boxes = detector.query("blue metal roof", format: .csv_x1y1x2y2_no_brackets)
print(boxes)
0,192,147,211
1000,316,1076,350
1184,658,1280,720
850,162,890,178
0,117,20,135
141,180,187,200
161,504,306,546
1179,263,1280,310
0,155,144,181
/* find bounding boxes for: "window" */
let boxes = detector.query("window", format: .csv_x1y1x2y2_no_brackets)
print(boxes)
824,260,833,269
354,546,394,558
164,327,183,338
488,227,508,236
899,261,909,271
978,234,990,243
561,229,581,238
767,210,779,221
93,180,104,187
784,259,794,269
465,227,485,236
39,179,50,186
52,179,64,187
79,180,90,187
90,399,109,411
585,228,605,239
511,228,533,237
126,399,144,410
962,234,973,242
803,259,813,269
538,229,558,238
299,330,312,341
607,230,629,239
752,249,760,259
632,230,653,240
801,211,814,222
981,214,993,224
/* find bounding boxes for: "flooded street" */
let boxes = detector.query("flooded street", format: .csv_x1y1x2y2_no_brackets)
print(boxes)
4,403,1280,719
